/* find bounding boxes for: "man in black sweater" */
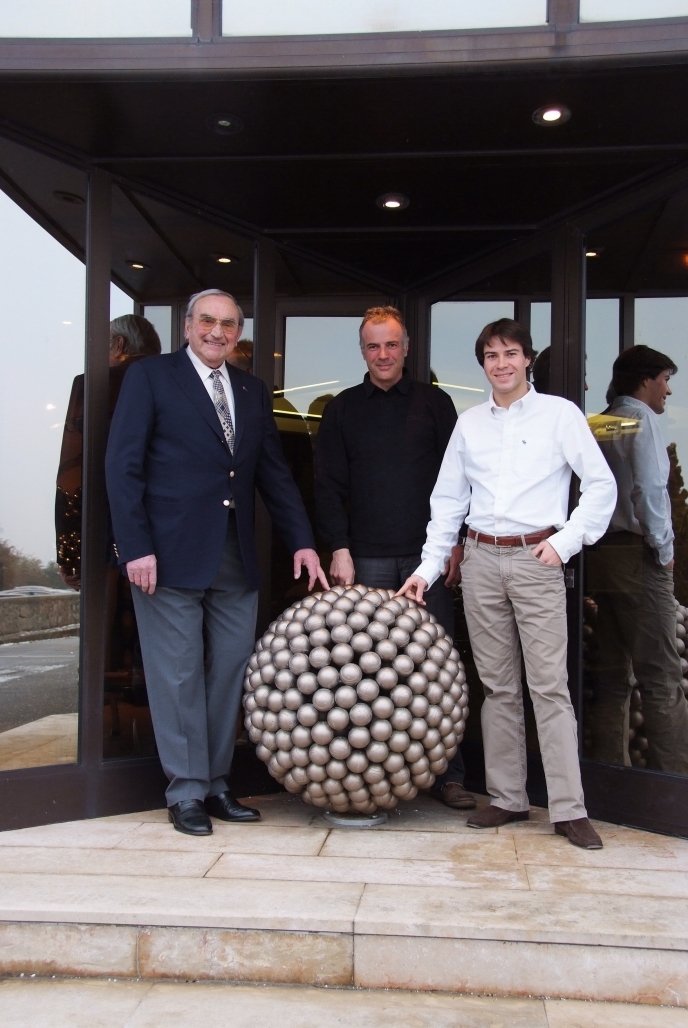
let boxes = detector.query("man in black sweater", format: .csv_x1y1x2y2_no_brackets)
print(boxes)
314,305,475,810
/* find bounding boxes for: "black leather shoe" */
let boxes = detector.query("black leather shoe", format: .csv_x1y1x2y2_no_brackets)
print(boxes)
205,791,261,823
167,799,213,836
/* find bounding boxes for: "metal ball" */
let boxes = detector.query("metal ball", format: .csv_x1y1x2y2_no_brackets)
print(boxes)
371,695,394,719
331,643,355,667
362,763,385,784
348,726,371,749
427,743,446,763
349,788,370,804
273,648,291,668
391,707,412,731
269,755,285,778
312,601,332,616
333,597,355,613
257,649,273,668
285,620,304,639
275,669,295,692
267,690,284,712
359,651,382,675
407,672,428,694
326,608,348,628
309,743,330,766
250,709,265,730
340,663,363,686
389,627,411,648
395,614,417,634
284,688,303,711
405,642,426,665
291,765,310,786
297,704,318,727
370,718,393,742
309,646,332,669
351,632,373,654
390,766,411,786
269,637,284,654
376,639,397,661
420,659,440,681
307,762,327,782
427,705,443,727
412,629,433,648
346,751,369,773
313,688,335,712
276,729,293,751
392,780,413,798
410,755,430,775
348,613,369,633
262,731,277,751
323,777,343,795
390,684,412,708
311,721,334,745
343,587,361,601
389,730,410,753
327,706,350,731
289,653,310,676
369,780,391,797
439,715,454,737
326,759,347,780
383,751,405,773
376,667,398,690
322,590,340,603
263,710,279,732
373,607,396,627
256,744,272,763
449,682,461,700
334,685,358,709
367,621,389,642
248,726,262,744
330,624,353,644
292,724,312,748
440,693,454,714
384,599,403,617
413,770,434,789
274,622,288,636
248,670,262,690
357,678,379,703
309,628,331,648
437,668,453,689
343,772,364,792
304,613,325,633
355,599,376,617
317,666,339,689
330,737,352,760
308,780,327,797
425,682,443,705
392,654,415,678
349,702,373,726
300,595,318,610
291,746,310,767
443,731,457,750
244,694,258,713
278,709,297,731
404,741,424,763
430,758,448,775
444,659,459,678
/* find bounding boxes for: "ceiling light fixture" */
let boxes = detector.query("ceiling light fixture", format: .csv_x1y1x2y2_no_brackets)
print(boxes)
532,105,571,127
376,192,410,210
585,250,599,258
53,190,84,205
207,113,244,136
216,255,232,264
127,261,149,270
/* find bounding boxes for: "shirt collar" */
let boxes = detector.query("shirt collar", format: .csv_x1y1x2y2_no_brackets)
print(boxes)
362,368,411,397
611,395,654,416
185,343,229,381
488,382,535,413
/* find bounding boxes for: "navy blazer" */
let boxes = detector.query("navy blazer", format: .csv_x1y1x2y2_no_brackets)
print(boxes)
105,346,315,590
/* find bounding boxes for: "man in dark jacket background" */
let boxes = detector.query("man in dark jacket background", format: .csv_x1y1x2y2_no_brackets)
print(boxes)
106,289,327,836
314,305,475,810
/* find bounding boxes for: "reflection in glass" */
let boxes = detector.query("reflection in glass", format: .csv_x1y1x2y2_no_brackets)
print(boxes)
585,343,688,775
143,306,172,354
429,301,513,414
585,299,619,416
580,0,688,23
223,0,547,36
0,0,192,38
0,192,85,770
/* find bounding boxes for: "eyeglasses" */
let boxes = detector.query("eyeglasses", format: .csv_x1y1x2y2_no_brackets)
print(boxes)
196,314,240,333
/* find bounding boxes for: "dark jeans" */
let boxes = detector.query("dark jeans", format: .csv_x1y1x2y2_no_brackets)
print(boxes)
353,553,465,787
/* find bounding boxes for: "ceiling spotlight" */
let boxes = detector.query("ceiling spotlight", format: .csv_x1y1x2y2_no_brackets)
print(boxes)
585,250,599,258
54,190,84,205
532,105,571,126
127,260,149,270
376,192,410,210
207,113,244,136
215,255,232,264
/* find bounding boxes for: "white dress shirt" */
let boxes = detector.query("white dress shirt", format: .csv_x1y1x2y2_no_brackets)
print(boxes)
185,344,236,430
596,395,673,565
415,385,617,587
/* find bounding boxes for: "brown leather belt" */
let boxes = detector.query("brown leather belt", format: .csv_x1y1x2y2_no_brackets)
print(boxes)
467,527,556,547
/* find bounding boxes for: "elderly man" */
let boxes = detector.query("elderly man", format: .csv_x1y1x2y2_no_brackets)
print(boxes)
106,289,327,836
399,318,617,849
314,305,475,810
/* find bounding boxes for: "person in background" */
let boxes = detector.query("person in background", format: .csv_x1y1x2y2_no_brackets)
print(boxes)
398,318,617,849
228,338,253,373
588,345,688,774
314,305,475,811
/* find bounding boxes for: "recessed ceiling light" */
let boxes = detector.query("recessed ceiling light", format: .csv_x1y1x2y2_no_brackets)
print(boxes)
127,261,149,270
53,190,84,205
207,113,244,136
532,105,571,126
376,192,410,210
216,255,232,264
585,250,599,258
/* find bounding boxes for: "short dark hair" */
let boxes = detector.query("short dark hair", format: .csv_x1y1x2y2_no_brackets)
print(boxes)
475,319,537,376
611,345,678,398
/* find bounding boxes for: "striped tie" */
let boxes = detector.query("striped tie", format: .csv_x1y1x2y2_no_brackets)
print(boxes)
210,369,235,454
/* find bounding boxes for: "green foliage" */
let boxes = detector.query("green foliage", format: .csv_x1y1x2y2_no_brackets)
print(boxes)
0,538,63,592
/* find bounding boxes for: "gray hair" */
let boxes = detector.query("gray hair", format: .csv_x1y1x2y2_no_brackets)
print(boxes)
109,314,162,356
186,289,244,327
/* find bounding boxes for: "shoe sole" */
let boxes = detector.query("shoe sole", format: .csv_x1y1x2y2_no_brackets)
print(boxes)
467,811,530,829
207,814,261,823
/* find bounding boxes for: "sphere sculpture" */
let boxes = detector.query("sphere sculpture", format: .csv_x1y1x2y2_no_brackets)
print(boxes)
242,585,469,814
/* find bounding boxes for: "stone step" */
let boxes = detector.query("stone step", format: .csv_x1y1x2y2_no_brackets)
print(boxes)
0,794,687,1008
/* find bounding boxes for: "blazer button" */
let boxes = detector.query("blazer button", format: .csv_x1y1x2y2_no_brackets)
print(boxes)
230,471,235,478
223,500,230,506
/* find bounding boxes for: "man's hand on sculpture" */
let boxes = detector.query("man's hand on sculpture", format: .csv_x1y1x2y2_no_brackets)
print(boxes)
330,547,355,587
126,554,157,594
531,540,563,566
443,543,465,587
294,549,329,592
396,574,429,605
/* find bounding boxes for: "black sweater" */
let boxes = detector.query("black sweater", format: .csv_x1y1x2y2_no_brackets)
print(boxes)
314,371,457,558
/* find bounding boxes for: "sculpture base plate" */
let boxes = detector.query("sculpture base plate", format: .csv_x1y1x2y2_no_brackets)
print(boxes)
323,810,389,828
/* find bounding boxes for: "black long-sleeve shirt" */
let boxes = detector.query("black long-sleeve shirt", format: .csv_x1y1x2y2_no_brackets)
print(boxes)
314,371,457,557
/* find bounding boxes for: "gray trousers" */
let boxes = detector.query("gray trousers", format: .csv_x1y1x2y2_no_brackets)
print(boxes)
353,553,466,787
587,532,688,775
131,514,259,806
459,537,587,823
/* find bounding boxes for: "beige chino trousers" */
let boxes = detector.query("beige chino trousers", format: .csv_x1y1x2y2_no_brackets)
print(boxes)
460,537,587,822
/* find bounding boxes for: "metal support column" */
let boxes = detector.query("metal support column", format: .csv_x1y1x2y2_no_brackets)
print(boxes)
620,295,635,352
253,239,277,632
403,292,430,383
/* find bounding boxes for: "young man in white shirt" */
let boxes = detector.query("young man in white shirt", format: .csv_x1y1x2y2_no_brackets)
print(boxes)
399,319,617,850
588,346,688,773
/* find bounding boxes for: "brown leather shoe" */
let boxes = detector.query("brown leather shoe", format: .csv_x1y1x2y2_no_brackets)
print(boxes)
467,805,529,829
555,817,603,850
439,782,477,810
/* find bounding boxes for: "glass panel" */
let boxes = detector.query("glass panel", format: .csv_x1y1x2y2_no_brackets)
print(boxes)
223,0,547,36
0,189,84,770
580,0,688,22
429,301,514,414
585,298,619,416
0,0,192,38
143,305,172,354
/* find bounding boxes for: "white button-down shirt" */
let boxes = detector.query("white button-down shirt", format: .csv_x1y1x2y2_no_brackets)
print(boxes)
596,395,673,565
416,385,617,587
185,344,236,430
